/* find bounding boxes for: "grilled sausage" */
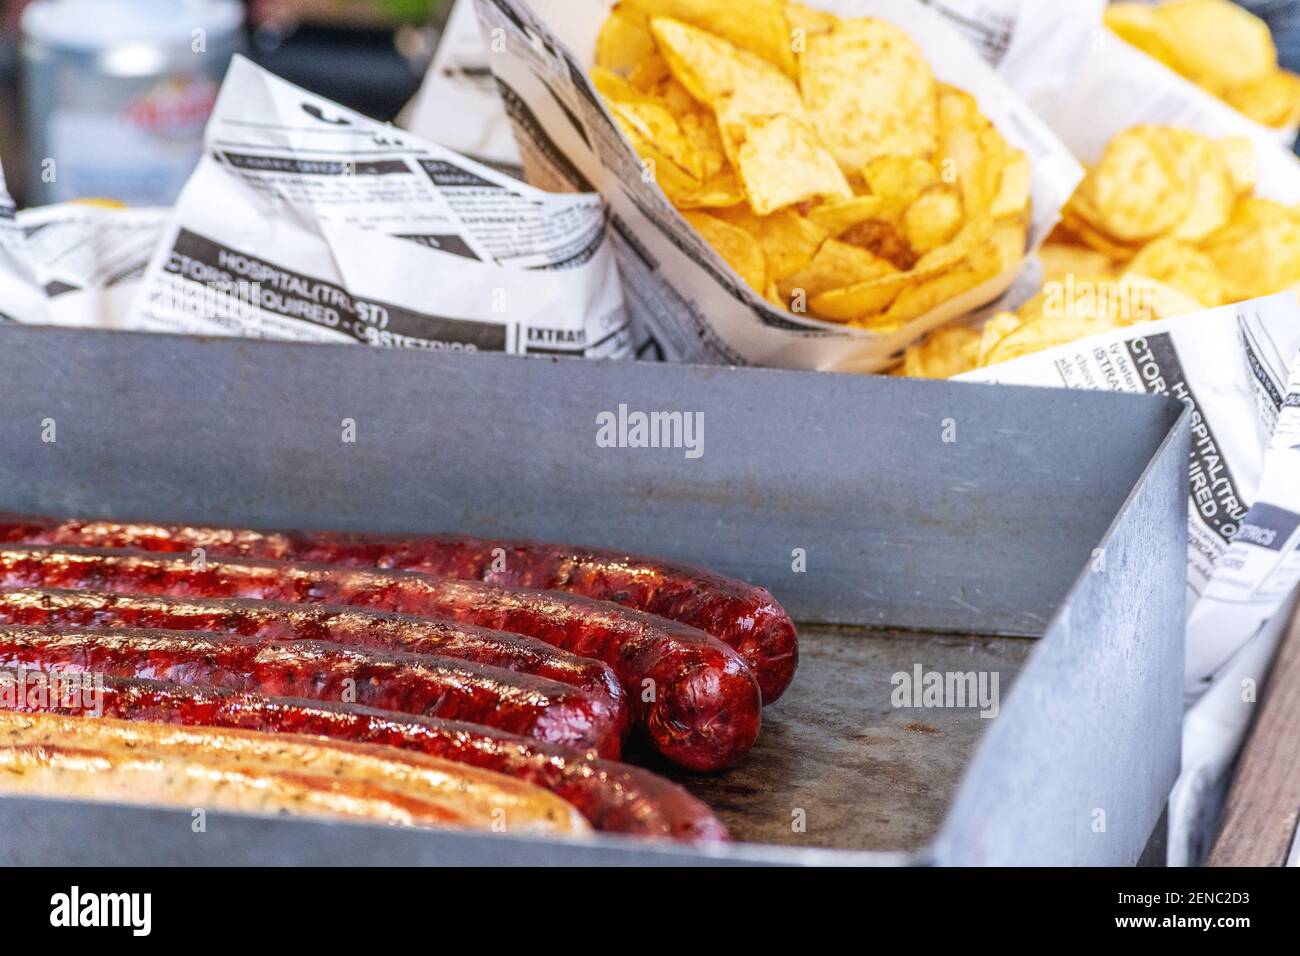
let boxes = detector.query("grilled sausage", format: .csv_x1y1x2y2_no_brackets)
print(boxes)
0,546,759,771
0,667,726,840
0,624,620,758
0,588,629,740
0,710,589,835
0,515,798,702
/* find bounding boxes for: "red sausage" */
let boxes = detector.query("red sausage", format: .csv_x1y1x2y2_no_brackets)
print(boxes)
0,588,628,741
0,546,759,771
0,667,725,841
0,515,798,703
0,624,620,758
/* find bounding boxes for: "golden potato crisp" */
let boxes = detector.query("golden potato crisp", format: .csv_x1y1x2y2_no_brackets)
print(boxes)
683,210,768,291
624,0,796,76
1074,126,1191,242
801,18,939,171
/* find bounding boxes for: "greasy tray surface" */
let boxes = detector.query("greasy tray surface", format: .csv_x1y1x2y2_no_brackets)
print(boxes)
660,626,1032,851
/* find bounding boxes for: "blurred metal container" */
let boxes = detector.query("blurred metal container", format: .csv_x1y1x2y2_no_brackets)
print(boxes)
21,0,242,206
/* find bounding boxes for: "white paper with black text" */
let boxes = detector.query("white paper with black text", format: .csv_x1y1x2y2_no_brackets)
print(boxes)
403,0,524,172
0,201,166,330
129,56,630,359
958,292,1300,864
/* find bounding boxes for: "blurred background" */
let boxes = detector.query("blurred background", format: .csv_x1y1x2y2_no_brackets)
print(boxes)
0,0,451,207
2,0,1299,210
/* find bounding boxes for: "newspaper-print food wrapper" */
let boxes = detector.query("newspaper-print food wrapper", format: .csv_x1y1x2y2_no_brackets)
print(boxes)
402,0,524,174
126,56,630,359
928,0,1300,150
959,292,1300,864
986,3,1300,201
0,197,166,330
471,0,1082,372
920,0,1107,94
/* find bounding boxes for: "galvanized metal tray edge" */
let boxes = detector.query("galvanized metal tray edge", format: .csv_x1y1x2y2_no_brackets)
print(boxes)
936,400,1190,865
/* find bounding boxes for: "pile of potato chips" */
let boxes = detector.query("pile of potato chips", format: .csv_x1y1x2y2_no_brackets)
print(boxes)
901,125,1300,378
591,0,1031,331
1055,126,1300,306
1107,0,1300,131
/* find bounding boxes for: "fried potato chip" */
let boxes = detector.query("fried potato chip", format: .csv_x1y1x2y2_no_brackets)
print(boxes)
650,17,802,112
604,97,704,181
764,279,787,309
914,214,992,269
622,142,707,204
869,216,1003,328
1105,3,1186,73
786,1,839,40
807,269,915,323
1154,0,1275,92
715,206,829,281
1199,197,1300,299
626,0,796,76
591,65,653,104
596,68,749,209
672,169,745,208
777,237,896,300
979,276,1142,364
629,54,673,91
595,6,659,77
1126,237,1224,306
1223,69,1300,129
605,103,712,205
653,76,702,118
935,86,1008,219
801,18,939,171
1215,136,1258,197
1057,204,1143,261
806,225,980,324
880,238,1001,327
1036,273,1160,324
990,215,1029,272
901,184,964,255
1119,274,1208,318
650,17,850,213
991,148,1031,220
981,311,1128,366
805,195,887,236
902,323,982,378
682,210,767,291
838,218,916,271
976,311,1024,366
1037,241,1119,285
1160,129,1235,242
675,111,727,176
1072,126,1191,243
860,155,938,225
731,112,853,214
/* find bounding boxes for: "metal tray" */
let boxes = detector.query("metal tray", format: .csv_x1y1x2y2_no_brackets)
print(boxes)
0,326,1189,865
